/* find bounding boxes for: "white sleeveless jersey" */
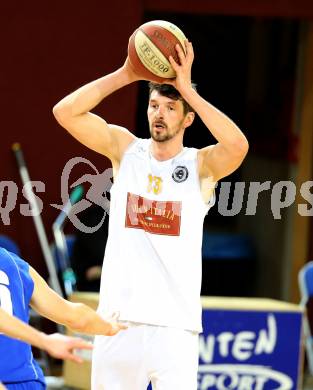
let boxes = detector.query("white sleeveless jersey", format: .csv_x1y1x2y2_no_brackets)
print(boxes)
98,138,214,332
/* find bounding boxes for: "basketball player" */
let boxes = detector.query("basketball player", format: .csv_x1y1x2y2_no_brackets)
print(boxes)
0,247,126,389
53,40,248,389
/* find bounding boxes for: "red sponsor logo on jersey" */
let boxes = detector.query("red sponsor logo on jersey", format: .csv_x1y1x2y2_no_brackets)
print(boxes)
125,192,181,236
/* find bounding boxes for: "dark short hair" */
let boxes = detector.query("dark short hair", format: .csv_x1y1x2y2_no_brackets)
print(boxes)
148,82,197,115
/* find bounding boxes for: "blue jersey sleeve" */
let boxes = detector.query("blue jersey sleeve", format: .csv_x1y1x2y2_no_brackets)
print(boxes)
0,248,45,385
1,249,35,311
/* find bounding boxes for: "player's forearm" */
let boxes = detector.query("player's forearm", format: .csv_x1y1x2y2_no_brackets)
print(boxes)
53,65,135,119
182,87,248,154
0,308,48,350
65,302,111,335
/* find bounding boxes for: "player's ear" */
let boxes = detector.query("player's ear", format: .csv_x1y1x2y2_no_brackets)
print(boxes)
184,112,195,128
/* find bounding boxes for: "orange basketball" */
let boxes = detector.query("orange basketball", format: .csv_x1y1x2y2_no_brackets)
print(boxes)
128,20,187,83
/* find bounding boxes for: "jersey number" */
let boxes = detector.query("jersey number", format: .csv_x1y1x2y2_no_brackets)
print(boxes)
0,271,13,315
147,174,163,195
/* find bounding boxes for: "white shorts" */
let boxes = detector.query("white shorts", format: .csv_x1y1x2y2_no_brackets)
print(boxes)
91,322,199,390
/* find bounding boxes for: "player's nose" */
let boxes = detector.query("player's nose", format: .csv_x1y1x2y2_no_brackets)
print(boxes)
156,106,165,117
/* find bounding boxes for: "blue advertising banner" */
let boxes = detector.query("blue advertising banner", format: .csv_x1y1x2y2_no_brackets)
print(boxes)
198,308,303,390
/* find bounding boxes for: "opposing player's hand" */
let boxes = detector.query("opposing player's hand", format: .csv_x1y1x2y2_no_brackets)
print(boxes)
103,312,128,336
43,333,93,363
167,40,194,93
105,321,128,336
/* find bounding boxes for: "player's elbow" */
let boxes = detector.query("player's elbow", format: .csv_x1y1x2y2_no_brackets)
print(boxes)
52,102,73,126
232,135,249,158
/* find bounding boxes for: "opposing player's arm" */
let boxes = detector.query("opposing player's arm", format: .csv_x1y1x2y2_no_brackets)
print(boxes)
29,267,126,336
53,61,140,164
0,306,45,345
0,307,92,362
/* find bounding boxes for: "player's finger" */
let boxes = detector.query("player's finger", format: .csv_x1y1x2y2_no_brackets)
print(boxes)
184,39,189,52
110,322,128,335
71,339,93,350
183,40,193,62
175,44,186,65
186,41,194,60
118,323,128,330
67,352,84,364
169,55,179,71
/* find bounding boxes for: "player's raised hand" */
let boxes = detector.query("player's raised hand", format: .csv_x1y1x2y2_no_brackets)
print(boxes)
122,57,140,81
167,40,194,93
123,56,150,82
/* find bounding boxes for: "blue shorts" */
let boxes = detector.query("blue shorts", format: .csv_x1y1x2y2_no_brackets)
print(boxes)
4,381,45,390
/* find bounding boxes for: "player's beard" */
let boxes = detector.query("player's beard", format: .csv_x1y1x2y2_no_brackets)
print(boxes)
150,119,185,142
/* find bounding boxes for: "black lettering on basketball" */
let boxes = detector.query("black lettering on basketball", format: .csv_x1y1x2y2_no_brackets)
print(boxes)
153,30,171,51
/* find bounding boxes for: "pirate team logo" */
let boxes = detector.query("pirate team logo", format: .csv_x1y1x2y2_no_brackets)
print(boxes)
172,166,188,183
